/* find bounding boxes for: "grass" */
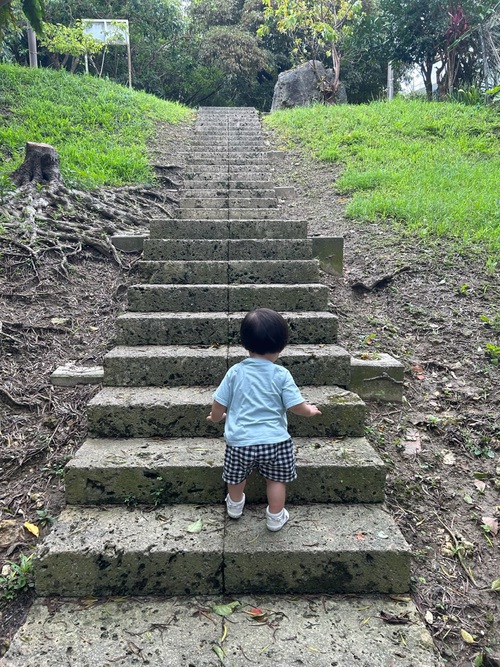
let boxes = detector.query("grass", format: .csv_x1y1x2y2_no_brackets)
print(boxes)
0,64,192,188
265,98,500,260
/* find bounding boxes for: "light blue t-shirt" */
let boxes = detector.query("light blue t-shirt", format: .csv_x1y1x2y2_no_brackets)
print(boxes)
213,357,304,447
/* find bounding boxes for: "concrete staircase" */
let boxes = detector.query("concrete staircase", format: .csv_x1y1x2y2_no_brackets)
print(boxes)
3,108,449,667
30,107,411,600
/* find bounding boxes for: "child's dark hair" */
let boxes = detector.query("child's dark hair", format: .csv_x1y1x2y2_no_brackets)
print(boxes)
240,308,289,355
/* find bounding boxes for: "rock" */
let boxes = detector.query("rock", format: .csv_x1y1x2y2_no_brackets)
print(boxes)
0,520,23,549
271,60,347,111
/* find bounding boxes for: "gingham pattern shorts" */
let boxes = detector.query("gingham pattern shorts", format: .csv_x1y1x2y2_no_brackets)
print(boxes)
223,438,297,485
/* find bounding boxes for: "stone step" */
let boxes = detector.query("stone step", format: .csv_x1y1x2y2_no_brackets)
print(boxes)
103,343,350,387
180,188,277,198
184,165,272,175
86,385,365,439
64,436,386,505
149,219,307,239
183,180,275,190
143,238,312,261
126,284,329,312
2,595,441,667
178,197,278,209
33,503,410,596
178,208,284,220
137,259,319,284
115,311,339,346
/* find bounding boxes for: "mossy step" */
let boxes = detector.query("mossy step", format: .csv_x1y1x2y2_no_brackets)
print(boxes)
86,385,365,439
127,283,329,313
137,259,319,285
148,219,307,239
143,238,313,261
115,311,339,346
2,595,441,667
34,503,409,596
65,436,386,505
103,343,350,387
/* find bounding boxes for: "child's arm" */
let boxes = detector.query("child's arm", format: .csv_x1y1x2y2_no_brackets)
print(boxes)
206,399,227,423
289,401,322,417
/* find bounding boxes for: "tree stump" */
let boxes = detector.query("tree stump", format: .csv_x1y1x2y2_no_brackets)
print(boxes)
11,142,64,187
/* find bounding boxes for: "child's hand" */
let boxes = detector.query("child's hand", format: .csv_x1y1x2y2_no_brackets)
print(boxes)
289,401,322,417
206,411,226,423
307,404,322,417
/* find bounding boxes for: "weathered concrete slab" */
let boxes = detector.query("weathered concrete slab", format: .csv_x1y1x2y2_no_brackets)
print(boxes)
127,284,227,312
115,311,338,346
149,218,307,239
64,436,386,505
86,385,365,438
103,345,229,386
50,363,104,386
179,208,285,220
143,238,313,261
349,353,405,402
103,343,349,387
2,595,442,667
311,236,344,276
127,284,328,313
34,505,224,596
226,284,328,312
224,504,411,594
137,259,319,285
115,312,230,346
110,233,148,252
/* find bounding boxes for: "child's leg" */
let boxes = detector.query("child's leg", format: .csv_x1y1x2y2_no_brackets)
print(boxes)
227,479,246,502
266,479,286,514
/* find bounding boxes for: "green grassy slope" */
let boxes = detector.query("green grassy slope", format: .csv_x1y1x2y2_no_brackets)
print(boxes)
265,99,500,261
0,64,192,189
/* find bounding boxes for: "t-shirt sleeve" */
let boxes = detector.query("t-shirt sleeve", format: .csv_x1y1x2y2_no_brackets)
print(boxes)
281,368,305,409
213,367,234,408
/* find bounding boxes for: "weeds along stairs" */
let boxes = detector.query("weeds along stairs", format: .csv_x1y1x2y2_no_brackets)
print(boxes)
4,108,434,667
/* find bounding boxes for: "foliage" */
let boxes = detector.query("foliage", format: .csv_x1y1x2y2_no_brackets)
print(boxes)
0,553,34,601
38,19,103,73
0,0,44,37
379,0,499,99
258,0,363,98
0,63,191,187
266,98,500,258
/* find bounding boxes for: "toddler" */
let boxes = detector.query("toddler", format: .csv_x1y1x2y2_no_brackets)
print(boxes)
207,308,321,531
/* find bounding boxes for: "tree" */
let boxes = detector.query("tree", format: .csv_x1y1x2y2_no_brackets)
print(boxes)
0,0,44,36
379,0,499,99
38,20,103,73
258,0,363,99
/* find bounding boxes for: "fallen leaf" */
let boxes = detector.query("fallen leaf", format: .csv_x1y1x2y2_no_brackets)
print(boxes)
24,521,39,537
491,578,500,591
474,480,486,492
403,429,422,457
425,610,434,624
245,607,265,617
463,494,474,505
357,532,365,540
481,517,498,535
186,518,203,533
379,610,411,624
50,317,68,325
442,450,456,465
212,601,240,617
220,623,228,643
212,644,225,661
461,629,476,644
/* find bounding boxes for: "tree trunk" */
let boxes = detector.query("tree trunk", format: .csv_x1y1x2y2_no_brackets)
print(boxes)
11,142,64,187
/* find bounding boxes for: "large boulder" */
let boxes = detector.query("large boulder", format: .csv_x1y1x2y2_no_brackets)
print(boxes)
271,60,347,111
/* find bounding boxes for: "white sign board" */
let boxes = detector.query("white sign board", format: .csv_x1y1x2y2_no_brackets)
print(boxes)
82,19,129,45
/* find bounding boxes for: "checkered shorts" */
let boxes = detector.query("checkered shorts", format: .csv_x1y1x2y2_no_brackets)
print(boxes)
223,438,297,485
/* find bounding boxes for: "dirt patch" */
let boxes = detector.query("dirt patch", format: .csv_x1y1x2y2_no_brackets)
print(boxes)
1,115,499,666
270,138,500,666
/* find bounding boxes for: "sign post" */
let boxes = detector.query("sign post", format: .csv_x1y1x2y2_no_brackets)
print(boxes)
82,19,131,87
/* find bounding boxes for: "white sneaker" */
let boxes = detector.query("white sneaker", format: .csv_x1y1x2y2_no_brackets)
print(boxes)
226,493,245,519
266,507,289,532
